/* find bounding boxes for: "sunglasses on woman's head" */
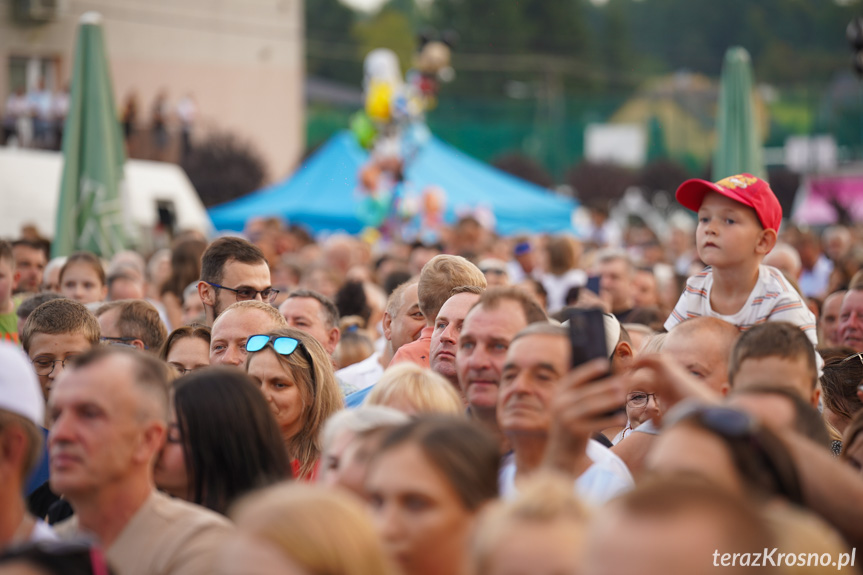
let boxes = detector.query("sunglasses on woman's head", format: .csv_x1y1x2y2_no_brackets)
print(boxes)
246,334,318,397
246,335,303,356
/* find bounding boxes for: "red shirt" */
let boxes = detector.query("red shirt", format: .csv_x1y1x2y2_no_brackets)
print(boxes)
388,326,433,369
291,458,321,482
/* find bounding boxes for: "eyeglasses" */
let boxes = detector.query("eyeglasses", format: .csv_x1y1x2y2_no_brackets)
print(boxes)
626,392,657,408
205,281,279,303
842,352,863,365
100,336,147,349
32,355,80,376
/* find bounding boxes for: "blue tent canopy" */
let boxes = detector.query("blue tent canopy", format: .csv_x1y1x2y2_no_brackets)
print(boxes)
208,131,577,235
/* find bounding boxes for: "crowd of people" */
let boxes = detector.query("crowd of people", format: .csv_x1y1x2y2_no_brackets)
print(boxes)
2,82,69,150
2,84,196,160
2,172,863,574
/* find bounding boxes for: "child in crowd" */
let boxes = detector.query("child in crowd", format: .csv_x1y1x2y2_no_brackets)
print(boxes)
59,251,107,305
0,241,20,343
664,173,817,347
21,298,101,399
20,297,101,512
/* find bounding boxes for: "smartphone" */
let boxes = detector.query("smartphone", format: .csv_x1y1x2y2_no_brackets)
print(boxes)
567,308,608,368
585,275,601,295
567,308,625,418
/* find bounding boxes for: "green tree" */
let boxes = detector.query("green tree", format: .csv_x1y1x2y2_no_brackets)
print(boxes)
590,0,636,90
424,0,598,96
352,9,416,74
523,0,590,56
181,132,267,208
428,0,528,54
306,0,359,84
626,0,857,84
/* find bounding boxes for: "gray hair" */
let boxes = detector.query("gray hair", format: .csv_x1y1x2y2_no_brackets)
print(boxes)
764,242,802,277
596,248,634,272
320,405,409,454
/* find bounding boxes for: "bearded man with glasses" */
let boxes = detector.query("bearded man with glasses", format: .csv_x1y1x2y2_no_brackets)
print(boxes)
197,237,274,326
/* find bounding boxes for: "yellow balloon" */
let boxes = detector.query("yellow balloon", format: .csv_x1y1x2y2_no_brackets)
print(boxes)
366,81,393,122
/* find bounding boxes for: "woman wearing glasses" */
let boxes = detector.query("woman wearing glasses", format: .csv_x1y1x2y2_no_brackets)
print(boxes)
612,389,661,444
611,369,662,445
245,328,344,480
154,367,289,515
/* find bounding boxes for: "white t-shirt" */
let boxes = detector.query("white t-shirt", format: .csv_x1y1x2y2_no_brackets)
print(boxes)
499,439,634,507
542,269,587,314
30,519,59,542
798,255,833,299
664,264,818,347
335,351,383,392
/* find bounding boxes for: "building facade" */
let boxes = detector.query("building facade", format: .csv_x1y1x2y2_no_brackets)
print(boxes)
1,0,304,180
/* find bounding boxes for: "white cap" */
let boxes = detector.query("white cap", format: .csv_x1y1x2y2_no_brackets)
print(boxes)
0,343,45,426
602,313,622,354
559,311,622,358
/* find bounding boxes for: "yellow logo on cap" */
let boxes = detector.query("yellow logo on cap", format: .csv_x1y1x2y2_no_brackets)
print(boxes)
717,175,757,190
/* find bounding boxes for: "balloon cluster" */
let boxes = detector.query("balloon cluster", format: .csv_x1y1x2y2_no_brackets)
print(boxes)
351,32,456,240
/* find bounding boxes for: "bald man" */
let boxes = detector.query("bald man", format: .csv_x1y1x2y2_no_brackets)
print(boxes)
210,301,287,367
390,255,487,368
763,242,802,282
662,317,740,396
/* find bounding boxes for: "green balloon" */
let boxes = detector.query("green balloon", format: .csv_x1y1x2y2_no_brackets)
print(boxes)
350,112,376,149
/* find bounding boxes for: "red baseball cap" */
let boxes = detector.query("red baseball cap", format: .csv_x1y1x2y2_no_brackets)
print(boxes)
675,173,782,232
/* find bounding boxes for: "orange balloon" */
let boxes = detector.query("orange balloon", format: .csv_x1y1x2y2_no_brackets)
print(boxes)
360,164,381,192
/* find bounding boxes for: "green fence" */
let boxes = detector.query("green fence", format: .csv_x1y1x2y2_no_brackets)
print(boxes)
307,94,629,181
308,81,863,180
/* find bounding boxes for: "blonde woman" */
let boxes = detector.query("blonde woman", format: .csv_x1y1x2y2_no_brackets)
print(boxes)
245,327,344,480
473,472,589,575
366,363,464,415
221,483,396,575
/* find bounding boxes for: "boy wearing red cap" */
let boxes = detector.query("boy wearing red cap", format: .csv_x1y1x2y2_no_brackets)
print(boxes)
664,174,817,346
